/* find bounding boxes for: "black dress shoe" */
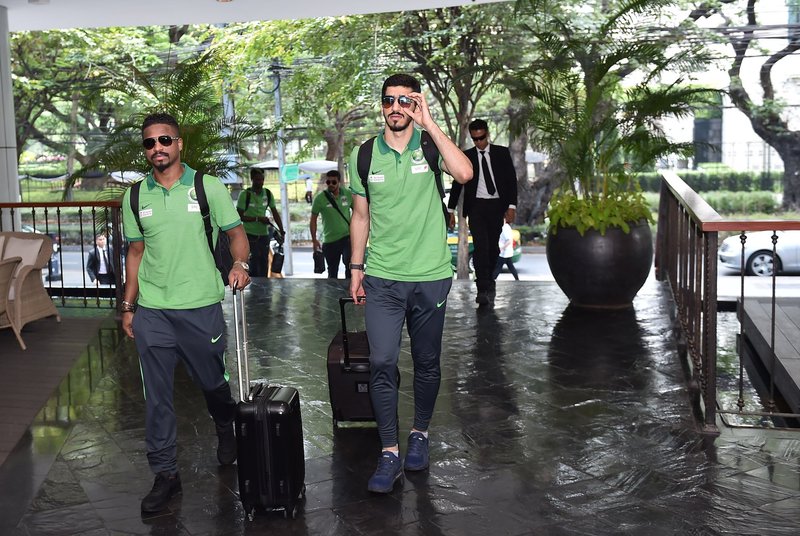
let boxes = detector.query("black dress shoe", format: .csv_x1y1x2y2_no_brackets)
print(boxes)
475,292,489,305
216,423,237,465
141,471,182,513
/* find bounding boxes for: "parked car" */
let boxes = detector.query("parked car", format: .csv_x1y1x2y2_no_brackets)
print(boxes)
718,230,800,277
21,224,61,281
447,227,522,269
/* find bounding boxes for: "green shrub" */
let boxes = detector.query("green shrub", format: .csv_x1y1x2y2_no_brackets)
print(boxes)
636,170,782,193
702,191,778,214
514,224,546,244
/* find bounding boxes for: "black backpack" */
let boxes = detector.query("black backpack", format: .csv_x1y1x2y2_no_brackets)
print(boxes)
356,130,448,223
129,171,233,285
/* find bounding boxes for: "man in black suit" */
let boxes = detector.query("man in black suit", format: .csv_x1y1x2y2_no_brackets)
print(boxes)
448,119,517,306
86,234,115,285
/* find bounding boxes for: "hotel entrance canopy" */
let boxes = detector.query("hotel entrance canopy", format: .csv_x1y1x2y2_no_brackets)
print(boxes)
2,0,504,31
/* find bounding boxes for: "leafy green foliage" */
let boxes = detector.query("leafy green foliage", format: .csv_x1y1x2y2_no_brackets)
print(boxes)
65,51,268,201
210,17,380,162
511,0,718,234
548,188,653,235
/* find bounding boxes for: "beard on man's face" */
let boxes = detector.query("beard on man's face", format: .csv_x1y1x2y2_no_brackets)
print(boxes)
385,111,412,132
149,152,173,172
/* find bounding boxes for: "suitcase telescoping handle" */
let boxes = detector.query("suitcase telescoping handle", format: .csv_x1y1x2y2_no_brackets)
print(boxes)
339,296,364,369
232,286,251,402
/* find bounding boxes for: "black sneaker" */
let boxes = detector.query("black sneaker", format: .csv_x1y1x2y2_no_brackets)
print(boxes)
141,471,182,513
216,423,237,465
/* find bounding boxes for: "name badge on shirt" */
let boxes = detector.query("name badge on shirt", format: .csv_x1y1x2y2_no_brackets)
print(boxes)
368,174,385,183
139,208,153,218
188,203,201,212
411,164,429,174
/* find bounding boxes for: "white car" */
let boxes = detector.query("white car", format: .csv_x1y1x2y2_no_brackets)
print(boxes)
718,230,800,277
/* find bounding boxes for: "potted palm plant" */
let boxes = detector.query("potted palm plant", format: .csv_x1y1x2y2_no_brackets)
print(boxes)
512,0,714,308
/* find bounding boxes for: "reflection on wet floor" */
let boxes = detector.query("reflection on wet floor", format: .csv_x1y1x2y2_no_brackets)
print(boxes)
2,278,800,535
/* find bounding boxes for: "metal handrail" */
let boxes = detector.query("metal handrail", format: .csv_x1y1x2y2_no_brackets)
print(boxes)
0,200,124,312
656,170,800,434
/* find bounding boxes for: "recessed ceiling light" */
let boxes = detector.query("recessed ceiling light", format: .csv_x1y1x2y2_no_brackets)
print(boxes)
28,0,50,5
217,0,234,3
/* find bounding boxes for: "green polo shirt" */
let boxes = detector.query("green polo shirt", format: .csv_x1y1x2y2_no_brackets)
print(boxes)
122,164,241,309
236,187,275,236
348,129,452,282
311,188,353,244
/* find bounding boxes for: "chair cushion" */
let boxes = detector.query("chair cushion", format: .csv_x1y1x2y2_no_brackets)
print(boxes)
5,236,42,274
5,237,43,300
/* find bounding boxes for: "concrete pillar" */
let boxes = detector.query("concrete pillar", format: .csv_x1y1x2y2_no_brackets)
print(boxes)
0,7,20,230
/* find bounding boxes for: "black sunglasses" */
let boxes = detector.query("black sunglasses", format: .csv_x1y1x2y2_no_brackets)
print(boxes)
381,95,415,109
326,180,338,185
142,136,180,150
471,134,487,142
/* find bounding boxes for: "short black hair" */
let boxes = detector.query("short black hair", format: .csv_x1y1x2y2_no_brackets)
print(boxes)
326,170,341,179
141,113,180,136
382,73,421,96
250,168,265,180
468,119,489,132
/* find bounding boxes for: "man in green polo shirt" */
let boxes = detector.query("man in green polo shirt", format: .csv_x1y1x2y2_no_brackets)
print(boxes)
310,169,353,279
121,112,251,514
348,73,472,494
237,167,285,277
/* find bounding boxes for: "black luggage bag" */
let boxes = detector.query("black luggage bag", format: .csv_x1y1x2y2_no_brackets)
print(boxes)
327,297,374,427
232,288,305,520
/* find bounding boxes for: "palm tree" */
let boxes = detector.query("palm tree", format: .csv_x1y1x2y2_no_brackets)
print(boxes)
511,0,716,235
65,50,269,203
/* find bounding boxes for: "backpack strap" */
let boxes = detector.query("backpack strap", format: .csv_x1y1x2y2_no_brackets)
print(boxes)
324,189,350,225
419,130,448,223
357,136,377,203
243,188,252,211
193,171,215,257
420,130,445,201
130,180,144,235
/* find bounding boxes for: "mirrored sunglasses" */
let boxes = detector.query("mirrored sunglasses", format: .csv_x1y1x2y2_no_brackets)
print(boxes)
142,136,180,150
381,95,415,109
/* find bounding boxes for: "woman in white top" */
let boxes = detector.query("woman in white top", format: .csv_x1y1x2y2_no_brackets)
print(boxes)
492,217,519,280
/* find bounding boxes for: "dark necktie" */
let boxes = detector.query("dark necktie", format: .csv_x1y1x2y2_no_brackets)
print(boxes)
480,150,496,195
101,249,109,274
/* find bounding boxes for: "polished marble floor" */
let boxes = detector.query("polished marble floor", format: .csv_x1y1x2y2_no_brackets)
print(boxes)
2,278,799,535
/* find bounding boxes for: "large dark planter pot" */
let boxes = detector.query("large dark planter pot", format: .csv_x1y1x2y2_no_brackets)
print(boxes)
546,221,653,309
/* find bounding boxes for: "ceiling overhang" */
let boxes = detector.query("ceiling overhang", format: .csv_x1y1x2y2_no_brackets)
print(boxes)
1,0,508,32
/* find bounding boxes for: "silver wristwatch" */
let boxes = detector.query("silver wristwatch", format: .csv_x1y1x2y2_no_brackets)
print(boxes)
234,260,250,272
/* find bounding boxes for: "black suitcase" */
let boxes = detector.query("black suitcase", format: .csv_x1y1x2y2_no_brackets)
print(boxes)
327,297,374,427
231,288,305,520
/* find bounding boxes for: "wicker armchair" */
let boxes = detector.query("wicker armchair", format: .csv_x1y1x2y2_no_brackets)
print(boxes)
0,232,61,344
0,256,25,349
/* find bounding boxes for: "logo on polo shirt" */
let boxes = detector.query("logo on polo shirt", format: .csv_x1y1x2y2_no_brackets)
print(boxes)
187,187,200,212
411,149,425,164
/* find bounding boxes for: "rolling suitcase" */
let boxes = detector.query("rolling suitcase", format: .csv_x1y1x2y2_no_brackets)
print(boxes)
327,297,374,427
232,287,305,520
